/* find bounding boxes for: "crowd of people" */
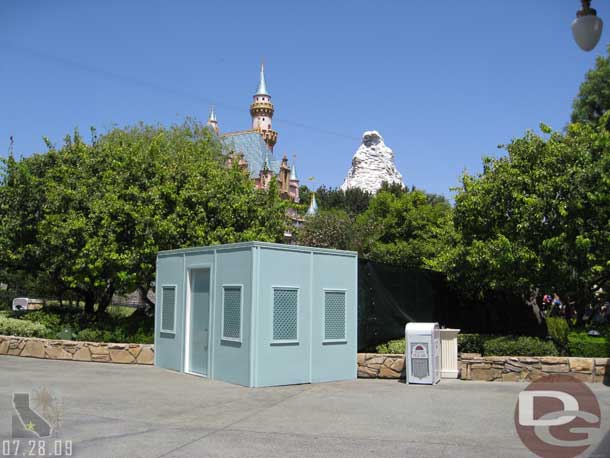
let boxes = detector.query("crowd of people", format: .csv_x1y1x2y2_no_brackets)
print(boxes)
541,293,610,325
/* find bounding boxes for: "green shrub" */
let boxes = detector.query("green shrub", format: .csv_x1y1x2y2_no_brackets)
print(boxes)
76,328,129,343
19,311,63,333
376,338,405,354
0,316,50,338
567,332,610,357
458,333,486,354
546,317,570,354
483,336,559,357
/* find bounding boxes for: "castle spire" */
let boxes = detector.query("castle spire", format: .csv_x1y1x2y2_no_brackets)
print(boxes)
250,63,277,150
290,163,298,181
306,192,318,216
207,106,219,134
256,63,269,95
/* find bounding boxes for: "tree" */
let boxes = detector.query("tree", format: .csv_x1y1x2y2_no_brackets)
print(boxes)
297,209,365,252
0,121,288,315
312,185,372,215
437,120,610,319
356,188,452,268
572,44,610,126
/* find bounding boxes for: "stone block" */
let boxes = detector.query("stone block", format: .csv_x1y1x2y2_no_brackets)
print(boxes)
594,365,607,375
136,347,154,365
128,346,142,358
357,366,377,378
505,362,523,373
390,358,405,372
89,345,109,356
541,364,570,373
502,372,521,382
21,340,45,359
594,358,609,367
460,353,481,360
470,363,491,369
540,357,568,365
517,357,541,365
569,358,593,373
109,349,135,364
365,356,386,366
73,346,91,361
0,339,9,354
489,356,508,363
45,346,72,360
525,370,546,382
378,365,400,379
470,368,501,381
8,346,22,356
357,353,365,365
91,353,110,362
108,344,127,350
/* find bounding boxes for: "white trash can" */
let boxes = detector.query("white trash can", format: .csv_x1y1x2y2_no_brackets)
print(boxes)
405,322,441,385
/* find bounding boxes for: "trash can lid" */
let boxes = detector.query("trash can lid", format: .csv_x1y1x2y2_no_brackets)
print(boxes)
405,322,439,333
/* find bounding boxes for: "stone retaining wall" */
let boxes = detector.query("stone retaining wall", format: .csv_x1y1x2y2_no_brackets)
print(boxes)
460,353,608,383
0,335,154,365
357,353,405,378
357,353,610,383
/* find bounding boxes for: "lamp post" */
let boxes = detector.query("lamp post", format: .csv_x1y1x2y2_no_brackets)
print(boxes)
572,0,604,51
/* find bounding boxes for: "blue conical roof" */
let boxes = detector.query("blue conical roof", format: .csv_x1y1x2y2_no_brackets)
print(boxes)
256,63,269,95
290,163,298,181
306,193,318,216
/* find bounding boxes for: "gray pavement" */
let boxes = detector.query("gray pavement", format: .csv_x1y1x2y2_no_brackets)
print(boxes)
1,356,609,458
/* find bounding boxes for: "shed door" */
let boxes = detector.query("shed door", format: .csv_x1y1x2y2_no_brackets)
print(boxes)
188,268,210,376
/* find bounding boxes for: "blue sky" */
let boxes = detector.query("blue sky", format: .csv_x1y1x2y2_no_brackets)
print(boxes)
1,0,608,198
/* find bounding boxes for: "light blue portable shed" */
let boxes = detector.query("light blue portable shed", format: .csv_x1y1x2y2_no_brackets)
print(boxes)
154,242,358,387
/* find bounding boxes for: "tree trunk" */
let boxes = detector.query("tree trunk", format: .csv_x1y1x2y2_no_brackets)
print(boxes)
83,294,96,316
526,288,543,324
137,285,155,316
95,287,116,317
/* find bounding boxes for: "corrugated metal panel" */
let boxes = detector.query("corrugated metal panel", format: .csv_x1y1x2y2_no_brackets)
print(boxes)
273,288,298,341
324,291,346,340
223,286,242,340
161,286,176,332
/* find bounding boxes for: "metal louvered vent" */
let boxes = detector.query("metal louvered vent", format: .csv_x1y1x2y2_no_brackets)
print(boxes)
273,288,298,341
161,286,176,332
324,291,346,341
223,286,241,340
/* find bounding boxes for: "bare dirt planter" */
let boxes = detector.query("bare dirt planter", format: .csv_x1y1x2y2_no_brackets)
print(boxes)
357,353,609,383
0,335,154,365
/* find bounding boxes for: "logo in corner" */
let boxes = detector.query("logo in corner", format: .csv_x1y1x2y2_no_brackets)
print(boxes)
514,374,601,458
12,386,63,438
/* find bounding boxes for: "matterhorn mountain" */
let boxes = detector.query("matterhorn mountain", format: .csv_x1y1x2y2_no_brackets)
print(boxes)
340,131,404,194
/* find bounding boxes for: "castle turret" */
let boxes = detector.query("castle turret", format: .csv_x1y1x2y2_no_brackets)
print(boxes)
306,192,318,216
250,64,278,150
289,162,300,203
207,107,219,134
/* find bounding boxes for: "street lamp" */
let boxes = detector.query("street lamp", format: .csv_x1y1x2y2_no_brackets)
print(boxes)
572,0,604,51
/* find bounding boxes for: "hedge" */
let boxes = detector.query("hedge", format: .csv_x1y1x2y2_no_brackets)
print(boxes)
376,333,559,357
376,339,405,354
458,333,486,354
483,336,559,357
567,332,610,358
0,316,50,338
